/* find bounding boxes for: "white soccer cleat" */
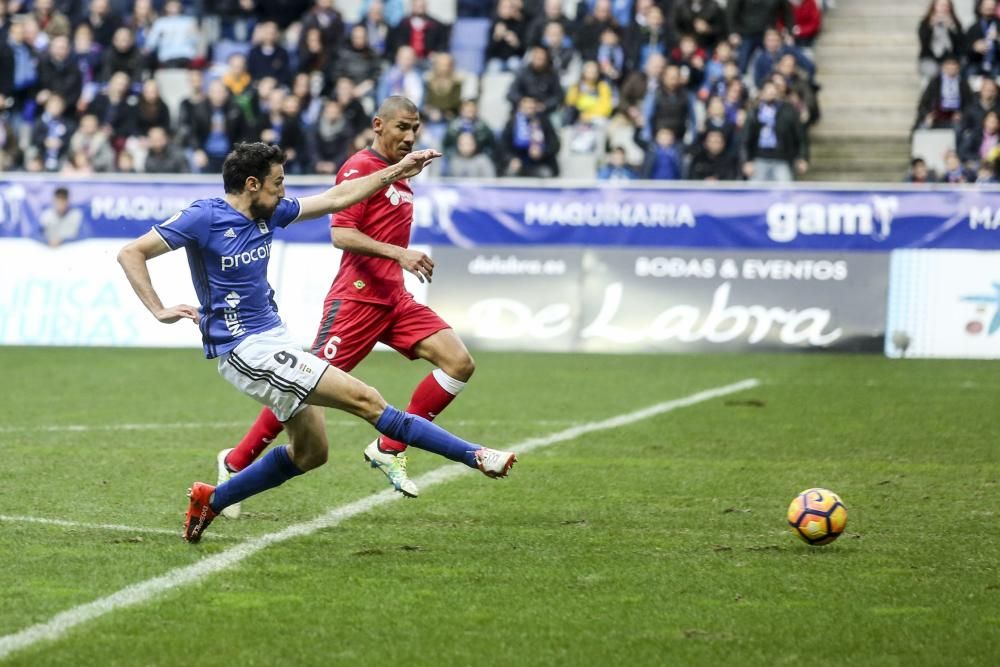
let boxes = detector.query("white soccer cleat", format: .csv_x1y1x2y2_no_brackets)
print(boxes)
216,448,241,519
474,447,518,479
364,439,419,498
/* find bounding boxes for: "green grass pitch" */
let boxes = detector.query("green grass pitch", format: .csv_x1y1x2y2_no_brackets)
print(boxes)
1,347,998,666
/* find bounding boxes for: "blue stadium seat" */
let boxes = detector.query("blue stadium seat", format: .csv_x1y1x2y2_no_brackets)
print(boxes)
212,40,251,66
450,18,490,75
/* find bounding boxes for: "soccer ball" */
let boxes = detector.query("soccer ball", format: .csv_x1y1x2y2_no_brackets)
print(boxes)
787,488,848,546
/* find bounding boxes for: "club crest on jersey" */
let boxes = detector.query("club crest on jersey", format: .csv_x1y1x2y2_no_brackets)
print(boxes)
255,219,269,234
353,280,366,290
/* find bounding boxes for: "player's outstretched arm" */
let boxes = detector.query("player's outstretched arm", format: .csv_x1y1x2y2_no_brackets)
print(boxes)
117,230,200,324
294,148,441,222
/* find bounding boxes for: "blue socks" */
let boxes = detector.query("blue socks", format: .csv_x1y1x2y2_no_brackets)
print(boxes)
376,405,481,469
210,445,304,513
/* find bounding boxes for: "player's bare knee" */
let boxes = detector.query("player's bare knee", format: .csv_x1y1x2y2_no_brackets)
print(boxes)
355,385,387,423
445,353,475,382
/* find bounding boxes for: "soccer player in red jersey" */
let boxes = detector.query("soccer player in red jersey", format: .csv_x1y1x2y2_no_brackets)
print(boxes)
218,96,474,512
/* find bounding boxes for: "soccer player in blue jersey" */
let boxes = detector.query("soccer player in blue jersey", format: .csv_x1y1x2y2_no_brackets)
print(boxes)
117,142,516,543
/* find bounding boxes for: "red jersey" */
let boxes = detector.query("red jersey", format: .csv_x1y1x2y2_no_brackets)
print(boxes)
327,148,415,305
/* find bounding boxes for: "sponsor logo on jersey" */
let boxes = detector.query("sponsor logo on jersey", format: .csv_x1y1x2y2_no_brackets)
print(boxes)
384,184,413,206
343,169,360,178
221,242,271,271
255,219,269,234
224,227,237,238
353,280,366,290
223,291,247,338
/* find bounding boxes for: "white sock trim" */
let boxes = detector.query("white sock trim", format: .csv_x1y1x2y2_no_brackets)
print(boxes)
432,368,467,396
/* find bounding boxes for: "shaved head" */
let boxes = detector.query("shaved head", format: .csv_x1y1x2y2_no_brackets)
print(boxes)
376,96,419,123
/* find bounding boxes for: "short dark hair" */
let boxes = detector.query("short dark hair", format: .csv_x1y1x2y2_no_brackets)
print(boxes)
222,142,284,194
54,187,69,198
375,95,419,122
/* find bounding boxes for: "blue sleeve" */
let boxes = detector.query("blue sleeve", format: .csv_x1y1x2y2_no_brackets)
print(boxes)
153,200,210,249
272,197,302,228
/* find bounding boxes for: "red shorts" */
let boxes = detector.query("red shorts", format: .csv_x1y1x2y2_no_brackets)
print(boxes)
309,294,451,372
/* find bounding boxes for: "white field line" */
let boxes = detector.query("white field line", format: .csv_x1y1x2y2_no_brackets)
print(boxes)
0,378,759,661
0,515,235,540
0,419,576,435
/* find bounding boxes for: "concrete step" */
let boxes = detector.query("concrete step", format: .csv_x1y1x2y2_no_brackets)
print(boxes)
821,60,919,76
818,32,918,47
810,137,911,159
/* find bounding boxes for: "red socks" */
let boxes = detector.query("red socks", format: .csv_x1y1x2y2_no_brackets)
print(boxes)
226,407,284,471
379,369,465,453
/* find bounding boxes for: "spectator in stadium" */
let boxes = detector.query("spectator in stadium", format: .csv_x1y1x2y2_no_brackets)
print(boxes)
187,79,247,172
727,0,794,73
526,0,572,48
309,98,353,174
960,76,1000,139
485,0,526,72
698,94,737,150
32,0,71,39
640,127,683,180
72,23,102,109
575,0,618,62
221,52,252,102
39,186,82,247
247,20,292,86
775,53,819,125
142,125,188,173
423,52,464,123
362,0,406,27
67,112,114,171
959,109,1000,166
332,76,371,135
377,45,425,108
672,0,728,51
116,146,137,172
752,28,814,89
976,162,997,182
688,128,739,180
723,77,750,127
84,0,123,47
301,0,345,54
671,33,707,91
699,40,736,100
30,93,75,171
4,18,39,112
36,34,81,111
177,66,205,140
500,95,560,176
965,0,1000,78
564,60,614,125
915,53,971,130
443,98,496,160
542,20,580,87
135,78,170,136
361,0,392,58
626,2,669,72
940,148,973,182
100,26,144,83
60,147,95,175
596,26,625,84
144,0,197,69
904,156,936,183
257,0,313,28
389,0,450,62
126,0,157,50
597,146,637,180
443,131,497,177
332,24,381,102
787,0,822,48
507,46,563,114
742,79,808,181
0,112,23,171
291,72,322,127
652,64,691,143
298,26,331,78
254,88,307,173
88,71,138,147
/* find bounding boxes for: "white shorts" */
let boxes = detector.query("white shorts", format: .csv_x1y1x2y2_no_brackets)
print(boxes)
217,325,328,422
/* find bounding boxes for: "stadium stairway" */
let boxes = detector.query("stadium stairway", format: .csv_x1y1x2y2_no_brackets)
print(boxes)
805,0,925,182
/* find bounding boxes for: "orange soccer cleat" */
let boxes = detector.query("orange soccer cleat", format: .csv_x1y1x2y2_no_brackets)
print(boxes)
183,482,218,543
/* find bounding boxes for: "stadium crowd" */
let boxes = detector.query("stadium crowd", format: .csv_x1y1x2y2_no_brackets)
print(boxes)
912,0,1000,183
0,0,824,181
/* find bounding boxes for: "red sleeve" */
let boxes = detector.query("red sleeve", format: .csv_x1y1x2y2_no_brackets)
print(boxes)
331,157,374,229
